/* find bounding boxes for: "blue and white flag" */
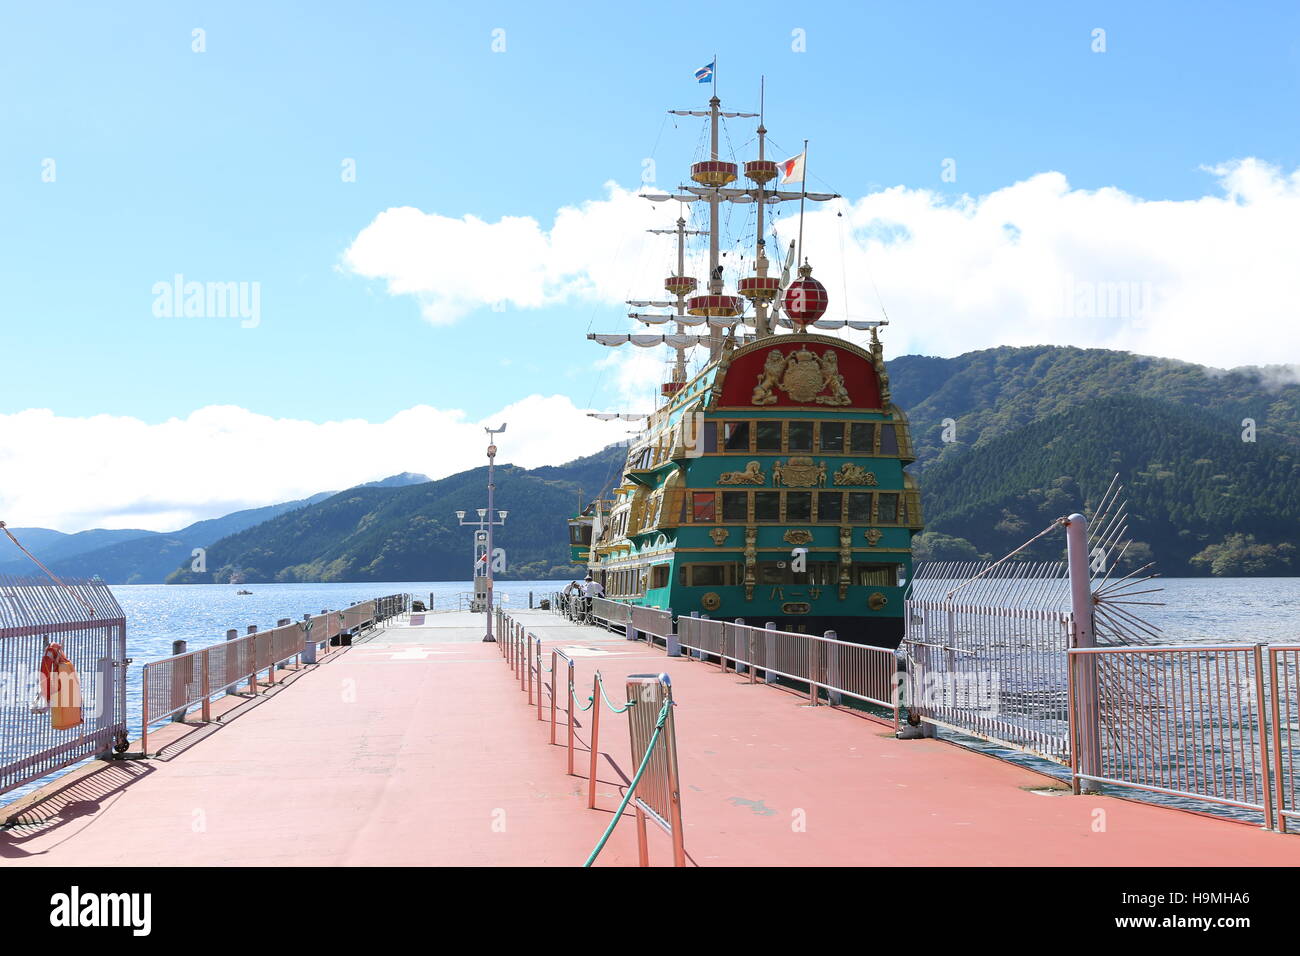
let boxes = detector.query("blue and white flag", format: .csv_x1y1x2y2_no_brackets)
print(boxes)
694,61,714,84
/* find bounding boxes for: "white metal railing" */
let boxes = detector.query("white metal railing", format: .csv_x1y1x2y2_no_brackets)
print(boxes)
905,600,1074,762
1069,643,1274,822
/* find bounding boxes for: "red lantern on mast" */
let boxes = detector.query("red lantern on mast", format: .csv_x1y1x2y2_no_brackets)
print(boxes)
782,261,828,332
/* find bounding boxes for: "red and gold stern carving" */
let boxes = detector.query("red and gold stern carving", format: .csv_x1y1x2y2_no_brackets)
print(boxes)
720,342,880,408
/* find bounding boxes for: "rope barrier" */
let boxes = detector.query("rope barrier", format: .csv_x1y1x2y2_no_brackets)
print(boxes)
583,698,671,868
593,671,636,714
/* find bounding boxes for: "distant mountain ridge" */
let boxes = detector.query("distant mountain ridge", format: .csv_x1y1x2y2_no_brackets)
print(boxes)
167,449,623,584
0,473,431,584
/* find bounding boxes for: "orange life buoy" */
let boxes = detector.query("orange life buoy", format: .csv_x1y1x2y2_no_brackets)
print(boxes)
38,643,83,731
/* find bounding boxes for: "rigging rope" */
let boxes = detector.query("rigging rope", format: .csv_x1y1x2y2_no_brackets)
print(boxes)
0,521,98,616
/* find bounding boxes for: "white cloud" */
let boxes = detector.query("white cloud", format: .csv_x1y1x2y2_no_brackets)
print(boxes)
342,159,1300,370
0,397,628,533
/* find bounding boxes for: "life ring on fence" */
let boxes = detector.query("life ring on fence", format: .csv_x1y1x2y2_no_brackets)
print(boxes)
36,643,84,731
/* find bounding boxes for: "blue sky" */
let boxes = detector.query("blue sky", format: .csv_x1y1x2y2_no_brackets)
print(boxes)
2,1,1298,530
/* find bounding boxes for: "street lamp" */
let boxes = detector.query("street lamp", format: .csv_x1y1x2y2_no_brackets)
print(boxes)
454,425,508,641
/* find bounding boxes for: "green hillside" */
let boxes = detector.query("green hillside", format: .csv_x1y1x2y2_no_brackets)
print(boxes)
167,445,627,584
161,346,1300,583
917,395,1300,572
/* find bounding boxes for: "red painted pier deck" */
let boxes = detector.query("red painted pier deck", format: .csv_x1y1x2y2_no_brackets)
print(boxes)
2,610,1295,866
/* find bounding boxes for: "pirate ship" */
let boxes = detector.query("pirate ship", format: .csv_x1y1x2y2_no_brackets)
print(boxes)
570,81,922,646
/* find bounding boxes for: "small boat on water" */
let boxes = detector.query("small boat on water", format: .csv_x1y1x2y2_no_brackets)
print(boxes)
236,589,252,595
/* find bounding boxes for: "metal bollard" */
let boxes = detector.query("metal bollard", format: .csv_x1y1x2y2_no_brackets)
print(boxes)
301,613,318,665
666,608,680,657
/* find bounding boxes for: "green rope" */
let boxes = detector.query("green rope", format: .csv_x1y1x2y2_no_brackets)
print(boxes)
594,672,636,714
583,698,672,868
571,681,595,712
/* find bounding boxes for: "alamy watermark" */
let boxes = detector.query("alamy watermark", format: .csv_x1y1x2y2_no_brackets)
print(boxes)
152,274,260,328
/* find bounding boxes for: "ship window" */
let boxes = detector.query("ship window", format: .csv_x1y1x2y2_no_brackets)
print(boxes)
847,492,872,522
788,421,813,452
819,421,844,452
692,492,716,522
690,564,727,586
880,424,898,455
849,422,876,454
651,565,669,589
754,492,780,521
853,563,897,587
756,421,782,452
817,492,842,522
759,562,786,585
723,421,750,451
786,492,812,521
701,421,717,454
722,491,748,521
809,562,839,585
878,493,899,524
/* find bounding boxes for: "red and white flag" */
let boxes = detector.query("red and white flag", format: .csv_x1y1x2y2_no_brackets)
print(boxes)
779,151,806,184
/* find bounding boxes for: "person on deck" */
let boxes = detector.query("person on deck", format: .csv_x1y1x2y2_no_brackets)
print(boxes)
581,574,604,620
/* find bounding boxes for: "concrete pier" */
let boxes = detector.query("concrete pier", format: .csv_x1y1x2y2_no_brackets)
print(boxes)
1,610,1295,866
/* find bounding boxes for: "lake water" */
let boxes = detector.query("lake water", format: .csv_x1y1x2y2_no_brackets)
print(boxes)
4,577,1299,810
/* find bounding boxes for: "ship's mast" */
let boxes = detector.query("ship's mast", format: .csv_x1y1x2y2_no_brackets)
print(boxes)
706,95,723,359
753,79,771,337
647,214,707,394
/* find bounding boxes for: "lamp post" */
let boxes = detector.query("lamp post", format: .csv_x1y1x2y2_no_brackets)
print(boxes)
458,424,508,641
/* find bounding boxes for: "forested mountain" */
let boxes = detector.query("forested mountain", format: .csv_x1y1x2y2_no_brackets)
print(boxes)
167,447,626,584
160,346,1300,583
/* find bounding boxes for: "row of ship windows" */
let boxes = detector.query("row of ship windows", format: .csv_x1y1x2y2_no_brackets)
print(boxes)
719,420,901,456
629,420,907,471
602,561,902,597
691,490,910,525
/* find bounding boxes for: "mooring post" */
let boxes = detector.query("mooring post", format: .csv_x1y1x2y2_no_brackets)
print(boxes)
666,608,680,657
301,613,318,665
170,640,188,722
1066,512,1101,792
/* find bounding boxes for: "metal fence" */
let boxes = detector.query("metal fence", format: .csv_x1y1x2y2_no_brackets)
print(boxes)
1070,644,1274,821
592,597,631,631
0,577,129,796
138,593,405,754
905,600,1074,762
675,615,899,725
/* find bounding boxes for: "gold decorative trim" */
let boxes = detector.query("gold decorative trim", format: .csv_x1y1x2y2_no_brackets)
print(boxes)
864,528,884,546
719,461,765,485
772,457,827,488
868,592,889,610
832,463,877,486
709,527,730,546
751,346,851,406
701,591,722,612
783,529,814,545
